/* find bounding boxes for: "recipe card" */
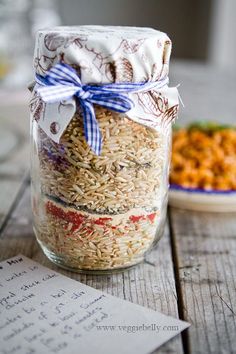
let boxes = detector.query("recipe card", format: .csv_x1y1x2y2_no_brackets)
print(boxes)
0,255,189,354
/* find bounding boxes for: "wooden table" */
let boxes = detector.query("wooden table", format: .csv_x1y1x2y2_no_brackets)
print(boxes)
0,61,236,354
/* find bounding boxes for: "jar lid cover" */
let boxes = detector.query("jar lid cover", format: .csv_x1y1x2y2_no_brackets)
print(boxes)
34,26,171,84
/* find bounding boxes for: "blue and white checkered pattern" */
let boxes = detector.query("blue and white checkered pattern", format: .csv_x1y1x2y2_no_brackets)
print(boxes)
36,63,168,155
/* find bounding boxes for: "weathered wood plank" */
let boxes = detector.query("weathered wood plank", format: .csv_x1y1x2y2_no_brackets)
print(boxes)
0,179,26,230
0,183,184,354
0,110,29,177
169,207,236,354
0,108,29,229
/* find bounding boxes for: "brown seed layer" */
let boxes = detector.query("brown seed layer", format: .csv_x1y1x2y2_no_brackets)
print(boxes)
32,107,171,270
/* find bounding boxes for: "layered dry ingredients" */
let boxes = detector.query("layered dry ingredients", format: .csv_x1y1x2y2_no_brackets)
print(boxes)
33,107,170,270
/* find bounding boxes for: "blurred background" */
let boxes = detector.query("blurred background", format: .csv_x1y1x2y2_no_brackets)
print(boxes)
1,0,235,86
0,0,235,178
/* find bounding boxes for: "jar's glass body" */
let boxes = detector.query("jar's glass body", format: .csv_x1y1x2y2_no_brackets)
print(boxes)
31,107,171,273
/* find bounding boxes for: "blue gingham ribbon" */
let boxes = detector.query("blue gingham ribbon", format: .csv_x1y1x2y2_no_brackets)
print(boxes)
35,63,169,154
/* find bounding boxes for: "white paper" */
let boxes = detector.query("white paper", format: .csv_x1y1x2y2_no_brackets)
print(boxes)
37,97,76,144
0,255,189,354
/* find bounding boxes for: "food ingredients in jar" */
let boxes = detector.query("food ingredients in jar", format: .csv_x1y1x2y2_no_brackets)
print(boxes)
35,196,159,270
33,106,170,270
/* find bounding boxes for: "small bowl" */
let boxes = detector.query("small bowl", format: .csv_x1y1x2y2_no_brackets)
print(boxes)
169,184,236,212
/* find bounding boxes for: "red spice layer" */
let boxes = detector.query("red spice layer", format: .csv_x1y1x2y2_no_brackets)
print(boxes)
129,213,157,224
94,217,113,226
45,200,158,233
147,213,156,223
129,215,144,223
46,200,86,231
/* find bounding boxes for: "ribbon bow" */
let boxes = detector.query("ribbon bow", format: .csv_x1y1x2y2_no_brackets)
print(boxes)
36,63,169,154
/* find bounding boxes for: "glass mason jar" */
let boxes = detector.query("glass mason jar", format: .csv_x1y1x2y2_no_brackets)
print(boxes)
31,107,172,272
30,26,178,273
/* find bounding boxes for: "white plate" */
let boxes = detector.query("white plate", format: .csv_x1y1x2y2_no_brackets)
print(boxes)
169,185,236,212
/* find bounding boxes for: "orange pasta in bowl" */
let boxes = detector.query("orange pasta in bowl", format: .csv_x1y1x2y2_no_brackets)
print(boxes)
170,122,236,191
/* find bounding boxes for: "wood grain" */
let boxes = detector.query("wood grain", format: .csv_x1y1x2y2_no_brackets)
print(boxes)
0,183,184,354
0,110,29,229
169,207,236,354
0,111,29,177
0,179,24,229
